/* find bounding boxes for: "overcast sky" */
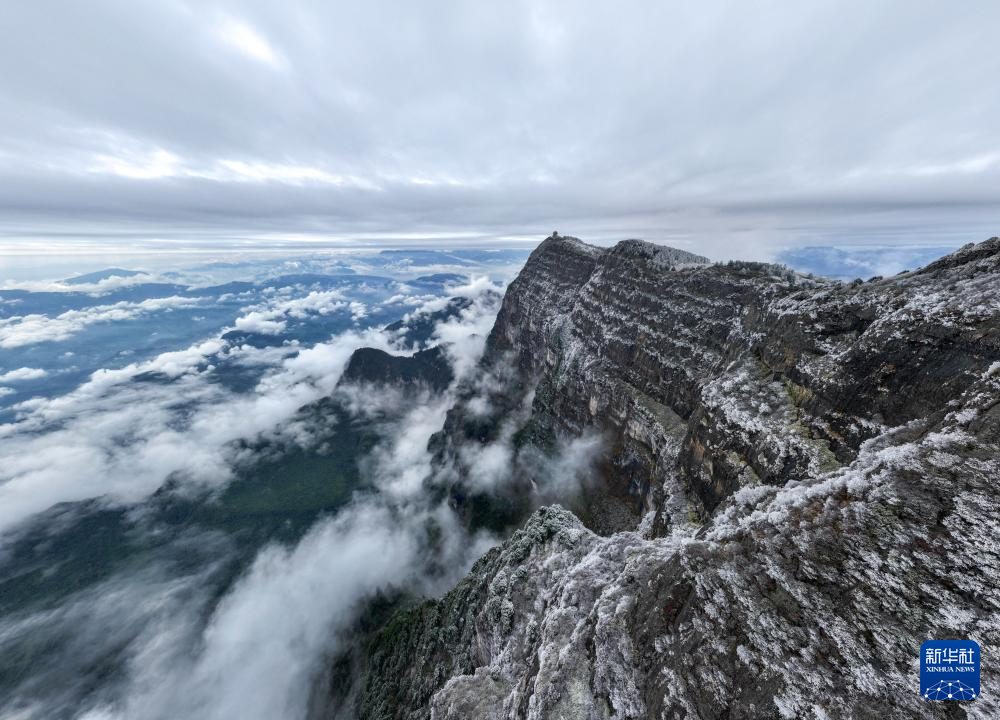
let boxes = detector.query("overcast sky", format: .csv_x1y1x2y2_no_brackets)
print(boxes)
1,0,998,260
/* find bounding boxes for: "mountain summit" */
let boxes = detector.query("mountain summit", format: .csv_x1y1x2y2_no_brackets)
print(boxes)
325,236,1000,719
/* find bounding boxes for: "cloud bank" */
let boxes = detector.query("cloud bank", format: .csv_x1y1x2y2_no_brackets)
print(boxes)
0,296,204,348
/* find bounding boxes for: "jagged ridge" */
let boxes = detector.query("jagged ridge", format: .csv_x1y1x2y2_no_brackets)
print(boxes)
332,235,1000,719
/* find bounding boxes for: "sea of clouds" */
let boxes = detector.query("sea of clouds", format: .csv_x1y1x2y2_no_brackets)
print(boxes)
0,249,609,720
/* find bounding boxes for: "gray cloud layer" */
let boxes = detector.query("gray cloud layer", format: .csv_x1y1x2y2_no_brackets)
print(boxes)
1,1,999,257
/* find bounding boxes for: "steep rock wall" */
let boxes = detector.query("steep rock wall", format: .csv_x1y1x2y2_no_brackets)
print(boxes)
334,235,1000,719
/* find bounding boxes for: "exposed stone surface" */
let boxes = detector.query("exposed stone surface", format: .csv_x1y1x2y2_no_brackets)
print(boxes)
329,235,1000,719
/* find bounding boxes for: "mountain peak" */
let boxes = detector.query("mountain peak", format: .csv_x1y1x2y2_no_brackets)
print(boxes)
535,231,603,257
912,235,1000,276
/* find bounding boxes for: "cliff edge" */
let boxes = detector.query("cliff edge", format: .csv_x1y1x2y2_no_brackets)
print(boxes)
329,234,1000,719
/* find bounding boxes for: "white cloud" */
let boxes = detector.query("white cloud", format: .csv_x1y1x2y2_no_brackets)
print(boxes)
0,366,48,382
144,338,228,377
348,301,367,321
148,505,419,719
86,148,364,188
533,432,606,501
230,288,349,336
430,277,505,380
0,274,156,293
445,274,503,299
282,289,346,317
337,383,455,499
460,438,514,492
90,148,183,180
70,501,489,720
234,311,287,335
0,296,204,348
216,160,361,186
0,326,390,532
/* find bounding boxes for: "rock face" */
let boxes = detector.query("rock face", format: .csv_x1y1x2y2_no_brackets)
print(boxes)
333,234,1000,719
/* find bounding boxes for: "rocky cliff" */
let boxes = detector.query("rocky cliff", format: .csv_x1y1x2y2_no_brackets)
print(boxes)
330,234,1000,719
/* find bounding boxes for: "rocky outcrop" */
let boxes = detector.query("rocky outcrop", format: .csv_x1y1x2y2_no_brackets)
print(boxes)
329,234,1000,719
341,346,453,392
339,292,501,394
